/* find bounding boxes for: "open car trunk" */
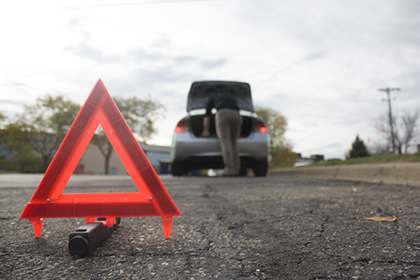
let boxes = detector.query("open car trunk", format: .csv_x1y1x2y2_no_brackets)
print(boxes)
189,114,255,138
187,81,255,138
187,81,253,112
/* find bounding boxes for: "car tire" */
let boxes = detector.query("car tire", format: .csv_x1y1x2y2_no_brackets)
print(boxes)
172,162,188,176
239,166,248,177
253,160,268,177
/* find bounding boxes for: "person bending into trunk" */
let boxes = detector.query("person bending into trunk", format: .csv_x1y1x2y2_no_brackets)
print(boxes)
200,93,243,176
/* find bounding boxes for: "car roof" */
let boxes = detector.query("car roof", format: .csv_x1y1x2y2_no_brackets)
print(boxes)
187,81,253,112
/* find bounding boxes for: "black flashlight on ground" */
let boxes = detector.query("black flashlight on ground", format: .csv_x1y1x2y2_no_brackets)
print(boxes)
69,218,120,257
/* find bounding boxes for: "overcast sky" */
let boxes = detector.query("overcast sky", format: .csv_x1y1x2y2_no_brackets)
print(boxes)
1,0,420,159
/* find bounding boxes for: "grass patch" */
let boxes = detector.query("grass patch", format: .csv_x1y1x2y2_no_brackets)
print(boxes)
307,153,420,167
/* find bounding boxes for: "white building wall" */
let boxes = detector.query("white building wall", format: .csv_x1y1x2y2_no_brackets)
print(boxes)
76,143,170,175
78,144,126,175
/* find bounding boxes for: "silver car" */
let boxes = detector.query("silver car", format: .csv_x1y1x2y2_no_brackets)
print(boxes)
170,81,269,176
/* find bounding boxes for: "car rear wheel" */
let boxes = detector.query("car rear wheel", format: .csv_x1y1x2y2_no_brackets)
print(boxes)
171,162,188,176
253,160,268,177
239,166,248,176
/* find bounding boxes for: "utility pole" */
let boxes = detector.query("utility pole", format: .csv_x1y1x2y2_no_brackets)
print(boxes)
378,87,400,154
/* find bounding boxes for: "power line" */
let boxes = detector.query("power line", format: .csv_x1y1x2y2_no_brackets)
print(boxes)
378,87,400,154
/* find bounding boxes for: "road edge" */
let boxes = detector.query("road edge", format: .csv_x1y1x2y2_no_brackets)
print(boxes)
268,162,420,187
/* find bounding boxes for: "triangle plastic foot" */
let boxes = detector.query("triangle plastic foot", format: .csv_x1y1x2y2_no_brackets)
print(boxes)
29,218,43,238
85,217,95,223
162,216,173,239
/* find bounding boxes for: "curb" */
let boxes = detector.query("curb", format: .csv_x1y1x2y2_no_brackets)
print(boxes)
269,162,420,187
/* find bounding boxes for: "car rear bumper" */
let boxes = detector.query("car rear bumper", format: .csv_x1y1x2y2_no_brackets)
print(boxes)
171,132,269,164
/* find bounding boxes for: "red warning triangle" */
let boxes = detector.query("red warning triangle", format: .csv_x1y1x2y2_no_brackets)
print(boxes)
20,79,181,238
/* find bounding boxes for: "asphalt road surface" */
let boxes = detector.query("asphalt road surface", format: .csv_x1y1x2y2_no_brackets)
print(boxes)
1,174,420,279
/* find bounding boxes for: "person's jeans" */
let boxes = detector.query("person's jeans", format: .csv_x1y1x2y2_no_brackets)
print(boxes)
215,109,243,175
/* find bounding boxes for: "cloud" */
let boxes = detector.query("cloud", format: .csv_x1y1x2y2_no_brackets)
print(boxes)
271,51,328,78
150,39,171,48
200,58,227,69
128,48,164,62
64,42,122,63
136,67,195,85
65,39,228,72
174,56,198,64
0,100,21,105
1,79,27,88
68,16,83,28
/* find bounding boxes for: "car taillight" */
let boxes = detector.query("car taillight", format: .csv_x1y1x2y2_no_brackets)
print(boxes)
175,120,189,133
254,120,267,133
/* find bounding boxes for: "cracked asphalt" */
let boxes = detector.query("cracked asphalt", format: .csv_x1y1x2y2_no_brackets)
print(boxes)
1,175,420,279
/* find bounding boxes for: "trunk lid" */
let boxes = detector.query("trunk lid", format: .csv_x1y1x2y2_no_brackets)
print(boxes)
187,81,253,112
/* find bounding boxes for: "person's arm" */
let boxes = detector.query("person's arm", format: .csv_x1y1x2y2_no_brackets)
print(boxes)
200,116,210,137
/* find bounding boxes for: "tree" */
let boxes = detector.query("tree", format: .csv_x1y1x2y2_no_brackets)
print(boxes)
90,132,114,175
399,111,419,154
6,95,81,172
113,96,165,142
348,135,369,158
254,106,296,168
373,110,419,155
91,96,165,175
0,112,6,127
0,123,43,172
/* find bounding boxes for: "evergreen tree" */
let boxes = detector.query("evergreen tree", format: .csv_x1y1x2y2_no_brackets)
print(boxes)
348,135,369,158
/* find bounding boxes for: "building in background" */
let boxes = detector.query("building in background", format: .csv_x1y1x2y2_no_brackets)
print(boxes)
75,142,170,175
